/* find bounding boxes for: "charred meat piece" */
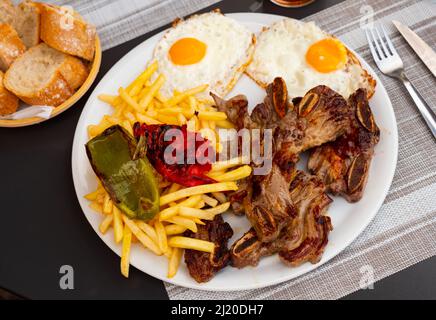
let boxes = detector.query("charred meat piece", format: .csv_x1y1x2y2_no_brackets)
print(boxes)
308,89,380,202
231,171,332,269
184,215,233,283
274,85,351,171
279,172,333,267
243,164,296,243
211,93,255,130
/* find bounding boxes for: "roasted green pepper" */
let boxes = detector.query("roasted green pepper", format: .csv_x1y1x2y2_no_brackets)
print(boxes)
86,125,160,221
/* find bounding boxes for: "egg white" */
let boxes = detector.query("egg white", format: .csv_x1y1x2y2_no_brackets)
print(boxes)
246,19,373,99
153,12,255,99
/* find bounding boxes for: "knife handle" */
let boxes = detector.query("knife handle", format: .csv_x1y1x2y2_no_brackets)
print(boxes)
401,73,436,140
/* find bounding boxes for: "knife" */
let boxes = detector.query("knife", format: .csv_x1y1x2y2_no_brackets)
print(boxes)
393,20,436,77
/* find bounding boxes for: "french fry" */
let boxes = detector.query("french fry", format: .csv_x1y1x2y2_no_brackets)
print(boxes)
121,120,133,135
158,107,184,116
84,189,101,201
113,206,124,244
139,74,165,109
213,165,252,182
202,194,218,207
216,119,236,129
212,192,227,204
167,216,198,233
211,156,250,172
135,113,162,125
179,207,215,220
122,216,162,255
136,221,159,244
168,237,215,253
98,94,117,105
168,183,182,194
198,111,227,121
123,110,136,124
205,202,231,215
164,245,173,259
167,247,183,278
164,84,208,108
155,91,167,104
156,114,180,126
194,200,205,209
127,61,158,93
178,113,187,125
160,182,238,206
119,87,142,112
120,224,132,278
99,215,113,234
159,206,180,221
103,194,113,215
155,221,168,253
165,224,187,236
159,181,172,189
193,218,206,225
90,202,103,214
207,170,226,179
96,193,105,204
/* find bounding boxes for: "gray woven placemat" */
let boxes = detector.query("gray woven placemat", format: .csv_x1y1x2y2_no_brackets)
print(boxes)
163,0,436,300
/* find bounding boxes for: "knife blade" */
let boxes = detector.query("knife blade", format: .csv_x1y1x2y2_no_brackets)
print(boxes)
393,20,436,77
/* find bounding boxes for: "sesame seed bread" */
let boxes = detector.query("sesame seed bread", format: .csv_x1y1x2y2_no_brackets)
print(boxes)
0,70,19,116
40,3,96,61
4,43,89,106
0,23,26,72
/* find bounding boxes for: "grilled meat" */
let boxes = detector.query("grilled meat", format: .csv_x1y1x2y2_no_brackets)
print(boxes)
279,172,333,267
231,171,332,269
308,88,380,202
184,215,233,283
243,164,296,243
273,85,351,171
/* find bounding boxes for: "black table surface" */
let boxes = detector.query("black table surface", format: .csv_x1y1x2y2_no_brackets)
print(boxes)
1,0,435,300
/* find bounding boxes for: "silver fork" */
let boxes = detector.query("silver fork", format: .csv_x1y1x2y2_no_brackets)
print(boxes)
365,25,436,139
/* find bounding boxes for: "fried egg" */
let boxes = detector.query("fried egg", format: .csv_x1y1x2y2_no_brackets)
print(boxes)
153,11,255,99
246,19,376,99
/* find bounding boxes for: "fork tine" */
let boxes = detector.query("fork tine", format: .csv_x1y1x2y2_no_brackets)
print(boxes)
375,26,390,57
369,28,386,59
381,25,398,56
365,29,381,62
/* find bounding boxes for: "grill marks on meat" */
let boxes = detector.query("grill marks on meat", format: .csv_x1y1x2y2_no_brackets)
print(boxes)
274,85,351,171
231,171,332,268
308,89,380,202
184,215,233,283
244,164,296,242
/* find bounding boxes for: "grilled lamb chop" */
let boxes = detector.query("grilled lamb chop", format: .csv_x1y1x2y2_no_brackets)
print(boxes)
273,85,351,171
243,164,296,243
184,215,233,283
231,171,332,269
308,88,380,202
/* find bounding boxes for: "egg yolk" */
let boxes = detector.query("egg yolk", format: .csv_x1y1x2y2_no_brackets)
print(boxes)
306,38,348,73
169,38,207,66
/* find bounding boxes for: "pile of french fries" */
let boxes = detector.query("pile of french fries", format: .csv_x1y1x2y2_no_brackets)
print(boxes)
85,61,251,279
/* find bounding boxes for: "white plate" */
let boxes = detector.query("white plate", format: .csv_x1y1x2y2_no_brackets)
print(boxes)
72,13,398,292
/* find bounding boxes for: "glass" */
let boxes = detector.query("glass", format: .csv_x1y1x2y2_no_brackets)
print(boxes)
270,0,316,8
